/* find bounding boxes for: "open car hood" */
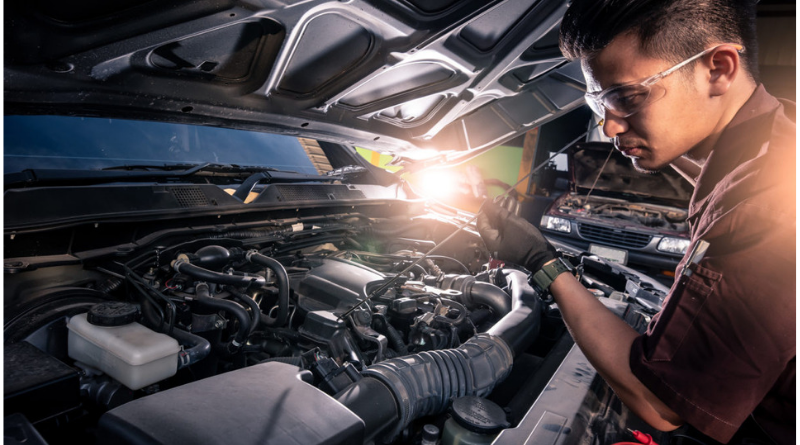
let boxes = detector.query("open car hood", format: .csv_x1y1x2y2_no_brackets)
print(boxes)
570,142,693,207
5,0,585,167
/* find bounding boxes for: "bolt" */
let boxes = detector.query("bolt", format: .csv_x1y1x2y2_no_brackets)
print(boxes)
214,319,224,329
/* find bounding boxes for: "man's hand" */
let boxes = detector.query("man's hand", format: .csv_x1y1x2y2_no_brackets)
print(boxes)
476,199,557,272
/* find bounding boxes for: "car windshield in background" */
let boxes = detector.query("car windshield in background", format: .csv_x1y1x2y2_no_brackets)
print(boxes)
4,115,321,175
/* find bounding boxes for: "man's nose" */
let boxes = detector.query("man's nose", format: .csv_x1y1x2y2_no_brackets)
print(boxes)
602,113,629,138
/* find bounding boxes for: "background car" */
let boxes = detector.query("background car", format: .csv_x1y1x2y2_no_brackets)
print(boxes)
538,141,693,285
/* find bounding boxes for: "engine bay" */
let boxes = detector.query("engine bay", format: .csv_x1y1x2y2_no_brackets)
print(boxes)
555,194,689,232
4,205,666,445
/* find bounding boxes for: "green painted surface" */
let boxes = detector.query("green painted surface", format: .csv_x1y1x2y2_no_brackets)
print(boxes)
463,145,523,197
356,145,524,210
356,145,523,195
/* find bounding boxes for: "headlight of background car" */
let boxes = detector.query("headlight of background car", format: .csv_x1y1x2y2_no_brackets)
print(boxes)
540,215,571,233
657,237,690,254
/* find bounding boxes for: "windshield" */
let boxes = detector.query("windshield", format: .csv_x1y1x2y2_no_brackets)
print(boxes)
4,115,324,175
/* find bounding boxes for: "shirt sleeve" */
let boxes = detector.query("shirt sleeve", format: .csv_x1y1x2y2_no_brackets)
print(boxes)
629,201,796,443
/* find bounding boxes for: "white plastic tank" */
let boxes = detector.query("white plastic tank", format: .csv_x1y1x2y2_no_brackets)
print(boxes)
67,302,180,390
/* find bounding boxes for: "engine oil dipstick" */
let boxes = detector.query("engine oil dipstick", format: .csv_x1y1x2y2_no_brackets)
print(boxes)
338,124,601,321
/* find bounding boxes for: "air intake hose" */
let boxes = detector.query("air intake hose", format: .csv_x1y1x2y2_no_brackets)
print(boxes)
339,333,513,441
337,270,541,442
427,269,541,356
429,273,512,317
485,269,542,357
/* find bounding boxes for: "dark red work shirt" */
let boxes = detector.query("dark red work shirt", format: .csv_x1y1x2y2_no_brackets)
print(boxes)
629,85,796,444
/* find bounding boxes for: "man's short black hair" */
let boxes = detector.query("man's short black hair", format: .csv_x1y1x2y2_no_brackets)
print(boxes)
559,0,759,81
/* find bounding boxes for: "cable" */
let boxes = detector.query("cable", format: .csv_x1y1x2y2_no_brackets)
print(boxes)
582,145,615,206
669,435,709,445
337,125,599,321
123,264,177,335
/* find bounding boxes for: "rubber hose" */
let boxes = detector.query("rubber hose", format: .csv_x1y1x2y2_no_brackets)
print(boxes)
173,327,212,369
173,261,265,289
140,298,211,368
337,269,542,442
372,314,409,356
435,270,541,355
194,283,250,353
97,277,123,294
338,333,513,442
246,252,290,327
469,281,512,316
335,378,399,443
486,270,542,357
433,274,511,317
227,289,261,334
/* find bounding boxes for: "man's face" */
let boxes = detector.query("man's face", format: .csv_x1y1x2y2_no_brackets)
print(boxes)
583,33,714,173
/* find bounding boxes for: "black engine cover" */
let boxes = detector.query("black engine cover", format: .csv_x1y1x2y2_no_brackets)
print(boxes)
97,362,364,445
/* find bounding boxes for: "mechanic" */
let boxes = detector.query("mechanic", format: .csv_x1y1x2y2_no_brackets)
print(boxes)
477,1,795,444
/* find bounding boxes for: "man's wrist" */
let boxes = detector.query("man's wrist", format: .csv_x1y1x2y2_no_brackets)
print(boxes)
531,257,573,294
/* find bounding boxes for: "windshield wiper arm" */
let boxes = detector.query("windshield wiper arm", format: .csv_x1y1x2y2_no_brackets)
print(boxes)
100,162,214,172
6,163,342,189
4,163,216,188
231,170,342,201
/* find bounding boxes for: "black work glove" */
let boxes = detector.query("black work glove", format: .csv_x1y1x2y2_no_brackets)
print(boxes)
477,199,557,272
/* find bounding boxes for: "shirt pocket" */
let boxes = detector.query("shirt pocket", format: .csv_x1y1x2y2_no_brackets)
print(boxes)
647,262,722,362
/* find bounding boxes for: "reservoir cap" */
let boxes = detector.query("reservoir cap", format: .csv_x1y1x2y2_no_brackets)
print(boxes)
87,302,140,327
450,396,509,435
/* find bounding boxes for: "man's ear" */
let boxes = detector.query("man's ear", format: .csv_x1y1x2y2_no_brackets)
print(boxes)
706,45,741,96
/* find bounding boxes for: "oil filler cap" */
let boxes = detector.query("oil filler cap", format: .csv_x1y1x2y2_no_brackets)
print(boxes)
450,396,510,435
87,302,140,327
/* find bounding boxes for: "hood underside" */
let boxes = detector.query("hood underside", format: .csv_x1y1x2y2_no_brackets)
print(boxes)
570,142,693,207
4,0,585,164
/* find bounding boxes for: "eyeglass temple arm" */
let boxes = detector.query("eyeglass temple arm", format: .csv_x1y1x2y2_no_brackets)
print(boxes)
646,43,745,85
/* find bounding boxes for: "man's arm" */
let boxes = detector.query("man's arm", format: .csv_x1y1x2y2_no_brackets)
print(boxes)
477,199,683,430
549,268,683,431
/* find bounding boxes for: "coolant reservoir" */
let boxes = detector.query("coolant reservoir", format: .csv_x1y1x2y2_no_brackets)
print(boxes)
442,396,509,445
67,302,180,390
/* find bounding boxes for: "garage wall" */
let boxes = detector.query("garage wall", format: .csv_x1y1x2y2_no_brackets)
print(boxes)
757,1,796,100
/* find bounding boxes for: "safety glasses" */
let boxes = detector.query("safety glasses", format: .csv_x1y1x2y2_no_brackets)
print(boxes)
585,44,744,119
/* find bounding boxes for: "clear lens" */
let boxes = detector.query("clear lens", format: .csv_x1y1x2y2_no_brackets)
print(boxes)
605,85,651,115
657,237,690,254
540,215,571,233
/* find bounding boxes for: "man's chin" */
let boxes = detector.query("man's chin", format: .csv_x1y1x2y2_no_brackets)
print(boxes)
630,158,662,174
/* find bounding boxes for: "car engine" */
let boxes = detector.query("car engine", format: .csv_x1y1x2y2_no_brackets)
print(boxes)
5,204,665,445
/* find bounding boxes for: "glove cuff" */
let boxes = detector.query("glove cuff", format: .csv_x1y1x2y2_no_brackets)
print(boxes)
524,249,558,273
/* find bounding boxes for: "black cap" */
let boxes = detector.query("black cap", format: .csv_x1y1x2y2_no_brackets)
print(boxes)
87,302,140,327
450,396,510,435
422,424,440,442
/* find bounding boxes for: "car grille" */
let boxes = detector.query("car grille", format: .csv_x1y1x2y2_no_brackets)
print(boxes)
577,223,652,249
